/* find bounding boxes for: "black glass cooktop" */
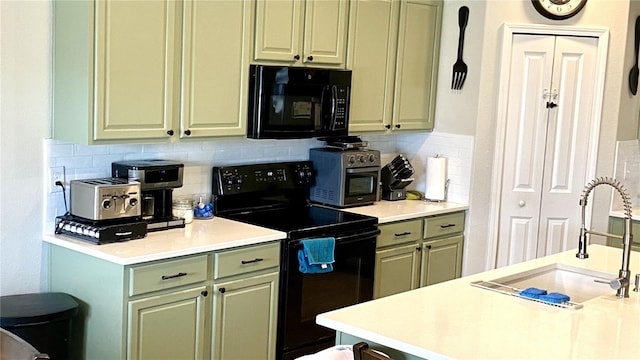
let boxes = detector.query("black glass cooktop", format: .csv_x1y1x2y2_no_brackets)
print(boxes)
220,205,376,238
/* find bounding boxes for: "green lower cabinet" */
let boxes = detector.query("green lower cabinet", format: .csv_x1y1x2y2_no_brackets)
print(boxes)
374,212,465,299
211,271,279,360
420,235,463,287
374,243,420,298
607,216,640,251
127,286,209,360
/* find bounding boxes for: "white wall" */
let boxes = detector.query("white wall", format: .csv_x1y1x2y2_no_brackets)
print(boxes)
0,0,51,295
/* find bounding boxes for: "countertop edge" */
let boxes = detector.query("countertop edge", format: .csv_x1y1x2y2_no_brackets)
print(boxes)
42,232,286,266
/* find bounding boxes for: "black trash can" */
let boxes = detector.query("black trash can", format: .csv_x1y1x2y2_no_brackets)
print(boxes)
0,292,79,359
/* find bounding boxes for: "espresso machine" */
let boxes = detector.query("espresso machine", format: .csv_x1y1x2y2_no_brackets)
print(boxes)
112,160,186,231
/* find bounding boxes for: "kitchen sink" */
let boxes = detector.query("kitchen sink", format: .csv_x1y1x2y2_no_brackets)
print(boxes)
471,263,616,308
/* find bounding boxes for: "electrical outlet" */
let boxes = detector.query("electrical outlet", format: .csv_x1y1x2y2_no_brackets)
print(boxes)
50,166,65,193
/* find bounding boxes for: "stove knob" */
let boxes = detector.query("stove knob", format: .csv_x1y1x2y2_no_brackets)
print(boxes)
369,154,376,163
358,156,366,163
129,198,138,207
348,155,356,164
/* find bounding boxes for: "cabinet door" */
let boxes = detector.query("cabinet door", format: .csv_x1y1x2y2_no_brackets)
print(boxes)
303,0,349,65
94,0,181,140
392,0,442,131
607,217,640,251
127,286,208,360
420,235,463,287
374,243,420,299
347,0,399,132
254,0,304,63
212,272,279,360
180,0,252,137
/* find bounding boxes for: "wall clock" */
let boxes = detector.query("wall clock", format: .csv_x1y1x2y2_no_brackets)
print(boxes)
531,0,588,20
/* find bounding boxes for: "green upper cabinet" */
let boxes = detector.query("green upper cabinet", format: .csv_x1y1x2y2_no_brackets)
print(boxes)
253,0,348,67
347,0,399,133
53,0,250,144
180,0,252,138
347,0,442,133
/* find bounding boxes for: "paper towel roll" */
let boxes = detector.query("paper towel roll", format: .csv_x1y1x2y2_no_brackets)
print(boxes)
425,157,448,201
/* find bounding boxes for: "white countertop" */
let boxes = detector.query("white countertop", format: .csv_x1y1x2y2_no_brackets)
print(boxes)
43,217,286,265
43,200,467,266
317,245,640,359
343,200,468,223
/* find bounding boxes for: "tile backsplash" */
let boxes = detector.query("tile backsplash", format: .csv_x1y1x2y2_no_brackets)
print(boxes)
613,139,640,210
45,132,473,230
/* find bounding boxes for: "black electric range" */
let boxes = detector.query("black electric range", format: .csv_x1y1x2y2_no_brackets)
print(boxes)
212,161,378,360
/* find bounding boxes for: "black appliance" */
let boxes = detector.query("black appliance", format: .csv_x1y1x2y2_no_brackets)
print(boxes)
247,65,352,139
213,161,378,360
380,154,415,201
112,160,185,231
309,147,381,208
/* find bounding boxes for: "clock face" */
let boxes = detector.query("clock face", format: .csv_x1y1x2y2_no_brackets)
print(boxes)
531,0,588,20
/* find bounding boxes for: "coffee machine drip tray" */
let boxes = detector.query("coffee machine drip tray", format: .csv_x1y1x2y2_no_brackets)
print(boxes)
146,217,185,232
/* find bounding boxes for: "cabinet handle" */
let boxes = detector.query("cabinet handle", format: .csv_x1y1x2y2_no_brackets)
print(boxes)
241,258,264,265
184,129,191,136
416,247,421,251
425,244,432,250
395,124,401,129
166,130,174,136
385,124,391,129
201,290,208,297
394,232,411,237
294,54,300,61
440,224,456,228
161,272,187,280
219,288,226,294
307,55,314,61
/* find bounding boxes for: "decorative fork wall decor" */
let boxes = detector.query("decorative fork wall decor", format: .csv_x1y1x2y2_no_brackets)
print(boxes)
451,6,469,90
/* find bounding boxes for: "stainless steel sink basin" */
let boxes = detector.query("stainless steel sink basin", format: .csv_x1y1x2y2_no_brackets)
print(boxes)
472,263,616,308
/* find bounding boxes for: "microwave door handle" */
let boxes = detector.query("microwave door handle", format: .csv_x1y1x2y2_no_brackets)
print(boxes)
330,85,337,130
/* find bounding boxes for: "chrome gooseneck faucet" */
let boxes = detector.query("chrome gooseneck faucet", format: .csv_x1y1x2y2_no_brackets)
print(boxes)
577,177,633,298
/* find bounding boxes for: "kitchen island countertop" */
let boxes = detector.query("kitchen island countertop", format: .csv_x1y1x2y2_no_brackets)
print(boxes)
317,244,640,359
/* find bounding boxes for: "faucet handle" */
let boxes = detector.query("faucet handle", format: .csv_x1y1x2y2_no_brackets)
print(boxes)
594,278,625,290
634,274,640,292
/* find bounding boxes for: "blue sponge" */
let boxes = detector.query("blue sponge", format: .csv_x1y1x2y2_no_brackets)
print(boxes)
539,292,570,304
519,287,548,299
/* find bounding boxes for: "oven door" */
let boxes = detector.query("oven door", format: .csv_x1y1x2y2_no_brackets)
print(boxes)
342,167,379,206
279,228,378,359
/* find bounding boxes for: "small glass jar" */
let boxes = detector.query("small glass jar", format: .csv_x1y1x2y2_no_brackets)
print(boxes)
172,199,194,224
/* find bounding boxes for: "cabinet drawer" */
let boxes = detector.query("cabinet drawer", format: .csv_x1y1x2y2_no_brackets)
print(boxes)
377,219,423,248
214,242,280,280
129,255,209,296
424,212,465,239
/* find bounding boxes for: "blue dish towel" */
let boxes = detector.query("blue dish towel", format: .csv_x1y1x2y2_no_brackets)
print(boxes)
298,237,336,274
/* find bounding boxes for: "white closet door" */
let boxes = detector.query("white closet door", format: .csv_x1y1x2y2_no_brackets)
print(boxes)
537,36,598,257
496,34,597,267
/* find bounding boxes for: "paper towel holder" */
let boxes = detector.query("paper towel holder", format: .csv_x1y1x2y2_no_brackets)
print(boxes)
425,179,450,203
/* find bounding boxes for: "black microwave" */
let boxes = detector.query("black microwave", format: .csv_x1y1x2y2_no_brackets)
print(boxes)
247,65,352,139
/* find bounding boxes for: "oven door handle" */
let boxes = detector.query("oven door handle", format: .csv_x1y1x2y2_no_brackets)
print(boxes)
292,228,380,249
346,167,380,174
333,228,381,243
